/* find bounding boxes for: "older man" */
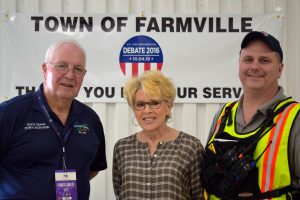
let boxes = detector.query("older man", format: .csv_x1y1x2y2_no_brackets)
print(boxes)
0,40,107,199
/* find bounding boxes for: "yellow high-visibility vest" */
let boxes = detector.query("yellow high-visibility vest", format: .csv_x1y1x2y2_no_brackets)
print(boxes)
207,98,300,200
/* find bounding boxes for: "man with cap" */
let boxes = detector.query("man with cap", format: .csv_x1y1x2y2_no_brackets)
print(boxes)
201,31,300,199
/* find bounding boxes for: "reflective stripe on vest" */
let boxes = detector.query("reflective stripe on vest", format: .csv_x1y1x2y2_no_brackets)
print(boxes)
256,102,300,199
208,98,300,200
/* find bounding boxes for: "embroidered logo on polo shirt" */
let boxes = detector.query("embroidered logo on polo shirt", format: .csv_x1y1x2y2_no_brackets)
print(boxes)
74,122,90,134
24,122,50,130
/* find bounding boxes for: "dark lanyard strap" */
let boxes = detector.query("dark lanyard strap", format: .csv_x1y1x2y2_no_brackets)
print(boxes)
37,93,72,171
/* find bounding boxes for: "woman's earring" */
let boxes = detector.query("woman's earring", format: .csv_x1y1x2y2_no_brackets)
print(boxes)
166,114,172,123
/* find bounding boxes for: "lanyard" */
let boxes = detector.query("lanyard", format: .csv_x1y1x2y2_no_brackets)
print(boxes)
37,93,72,171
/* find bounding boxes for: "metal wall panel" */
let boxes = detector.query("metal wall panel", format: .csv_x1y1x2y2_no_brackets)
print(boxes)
1,0,300,199
286,0,300,102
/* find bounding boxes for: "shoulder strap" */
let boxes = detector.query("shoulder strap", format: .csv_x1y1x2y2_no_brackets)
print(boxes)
215,101,237,137
240,98,297,156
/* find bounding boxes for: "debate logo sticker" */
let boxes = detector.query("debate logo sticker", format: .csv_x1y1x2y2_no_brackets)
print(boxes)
119,35,163,77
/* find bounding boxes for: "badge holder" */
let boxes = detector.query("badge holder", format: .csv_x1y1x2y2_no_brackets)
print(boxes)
55,148,78,200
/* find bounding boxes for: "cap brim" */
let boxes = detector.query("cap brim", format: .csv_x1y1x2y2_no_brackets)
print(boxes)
241,31,283,62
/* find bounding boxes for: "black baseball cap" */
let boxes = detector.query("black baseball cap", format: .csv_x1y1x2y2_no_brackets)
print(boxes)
241,31,283,62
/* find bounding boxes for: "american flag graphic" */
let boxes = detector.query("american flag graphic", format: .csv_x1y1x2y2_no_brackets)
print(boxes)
119,35,163,77
120,62,163,77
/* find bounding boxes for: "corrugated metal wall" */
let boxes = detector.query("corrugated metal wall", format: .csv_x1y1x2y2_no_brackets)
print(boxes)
0,0,299,199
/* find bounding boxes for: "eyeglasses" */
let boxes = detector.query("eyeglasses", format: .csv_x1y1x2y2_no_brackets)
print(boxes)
46,62,87,77
133,100,168,111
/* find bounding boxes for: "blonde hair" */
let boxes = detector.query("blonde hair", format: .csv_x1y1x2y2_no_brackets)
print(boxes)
124,70,176,110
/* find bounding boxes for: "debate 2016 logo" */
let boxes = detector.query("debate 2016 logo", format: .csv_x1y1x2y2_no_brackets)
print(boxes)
119,35,163,77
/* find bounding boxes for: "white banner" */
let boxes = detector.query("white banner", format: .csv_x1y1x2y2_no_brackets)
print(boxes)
1,14,283,103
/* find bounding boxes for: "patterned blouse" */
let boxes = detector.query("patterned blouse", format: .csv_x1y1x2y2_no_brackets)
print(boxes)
113,132,205,200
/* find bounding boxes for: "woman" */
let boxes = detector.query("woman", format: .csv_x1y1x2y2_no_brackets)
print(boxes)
113,70,205,200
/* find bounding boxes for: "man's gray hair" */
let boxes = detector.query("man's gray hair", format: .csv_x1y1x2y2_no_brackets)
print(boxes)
44,39,86,65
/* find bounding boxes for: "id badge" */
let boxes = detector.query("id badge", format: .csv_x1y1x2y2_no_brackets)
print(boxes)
55,170,78,200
